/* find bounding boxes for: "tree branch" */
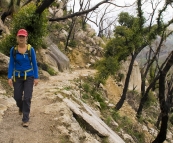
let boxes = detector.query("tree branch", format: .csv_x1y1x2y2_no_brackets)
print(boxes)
49,0,110,21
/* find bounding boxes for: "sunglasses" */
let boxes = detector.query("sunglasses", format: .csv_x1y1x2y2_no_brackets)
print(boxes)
18,35,26,38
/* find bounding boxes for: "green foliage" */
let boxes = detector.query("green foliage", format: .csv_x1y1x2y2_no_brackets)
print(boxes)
101,137,109,143
105,116,112,125
59,135,71,143
112,110,121,121
82,83,90,93
149,63,156,85
54,23,63,30
117,73,124,82
0,3,48,55
50,1,60,8
112,110,145,142
95,57,120,85
47,67,57,76
82,22,87,31
82,93,89,99
0,35,16,56
63,86,71,91
68,40,77,47
147,24,158,40
79,76,107,110
40,63,57,76
78,18,87,31
41,41,48,49
90,88,107,110
12,3,48,47
0,75,13,96
118,12,135,28
144,91,157,108
149,64,155,79
90,88,103,102
100,102,107,110
95,13,140,85
96,11,155,87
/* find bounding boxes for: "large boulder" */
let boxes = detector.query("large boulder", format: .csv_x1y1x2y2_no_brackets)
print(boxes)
44,37,69,72
0,19,10,37
63,98,125,143
120,57,141,92
0,52,9,74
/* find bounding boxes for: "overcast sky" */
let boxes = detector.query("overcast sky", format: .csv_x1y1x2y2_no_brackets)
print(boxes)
68,0,173,33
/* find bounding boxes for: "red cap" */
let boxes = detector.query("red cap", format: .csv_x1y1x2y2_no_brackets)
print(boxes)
17,29,28,36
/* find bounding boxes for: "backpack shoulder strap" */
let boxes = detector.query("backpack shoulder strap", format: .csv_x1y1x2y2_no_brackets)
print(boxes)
13,45,32,62
27,44,33,66
27,44,32,61
13,46,17,60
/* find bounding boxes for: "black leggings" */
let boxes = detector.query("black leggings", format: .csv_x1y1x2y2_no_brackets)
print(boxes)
13,76,34,122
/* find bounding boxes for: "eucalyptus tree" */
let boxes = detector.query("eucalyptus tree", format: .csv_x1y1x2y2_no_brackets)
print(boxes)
108,0,173,142
114,5,151,110
152,51,173,143
113,0,173,112
137,0,173,117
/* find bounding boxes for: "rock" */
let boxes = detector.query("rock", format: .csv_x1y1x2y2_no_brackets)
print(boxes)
39,70,50,80
119,57,141,92
122,133,135,143
0,104,7,115
0,52,9,74
167,130,172,140
142,125,148,132
0,83,6,94
44,37,70,72
63,98,125,143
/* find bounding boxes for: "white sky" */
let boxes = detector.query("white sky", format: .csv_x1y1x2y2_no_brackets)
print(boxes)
67,0,173,33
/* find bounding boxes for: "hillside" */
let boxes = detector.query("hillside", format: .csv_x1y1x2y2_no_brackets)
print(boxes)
137,34,173,66
0,1,173,143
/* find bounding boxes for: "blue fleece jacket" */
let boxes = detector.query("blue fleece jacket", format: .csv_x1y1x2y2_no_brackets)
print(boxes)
8,46,39,79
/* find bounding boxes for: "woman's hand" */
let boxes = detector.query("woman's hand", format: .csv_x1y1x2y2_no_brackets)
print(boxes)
34,79,39,86
8,79,13,87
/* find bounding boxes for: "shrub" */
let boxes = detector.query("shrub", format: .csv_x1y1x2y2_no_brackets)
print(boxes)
82,83,90,93
82,93,89,99
0,3,48,55
68,40,77,47
40,63,57,76
144,90,157,108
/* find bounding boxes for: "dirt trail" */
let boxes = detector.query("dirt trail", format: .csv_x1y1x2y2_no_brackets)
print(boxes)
0,69,96,143
0,69,136,143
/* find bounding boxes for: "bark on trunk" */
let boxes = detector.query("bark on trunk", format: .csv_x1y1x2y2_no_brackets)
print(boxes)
136,76,159,117
35,0,54,14
115,54,136,110
152,51,173,143
152,72,168,143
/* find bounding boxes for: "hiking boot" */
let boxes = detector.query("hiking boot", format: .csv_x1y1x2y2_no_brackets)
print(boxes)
22,122,29,127
19,109,22,115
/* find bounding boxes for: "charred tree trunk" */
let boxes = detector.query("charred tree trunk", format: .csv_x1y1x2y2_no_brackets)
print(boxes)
152,51,173,143
1,11,12,23
155,112,162,128
65,18,76,51
115,53,137,110
35,0,54,15
152,71,168,143
136,76,159,117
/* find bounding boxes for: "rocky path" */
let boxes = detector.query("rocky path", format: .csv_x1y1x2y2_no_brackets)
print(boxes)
0,69,97,143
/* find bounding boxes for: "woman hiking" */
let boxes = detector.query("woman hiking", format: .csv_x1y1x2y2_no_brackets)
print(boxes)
8,29,39,127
